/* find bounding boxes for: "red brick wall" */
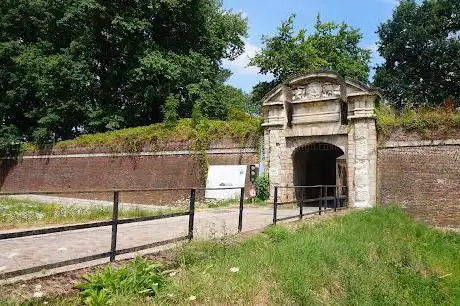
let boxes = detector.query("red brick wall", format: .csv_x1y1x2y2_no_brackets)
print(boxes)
0,150,258,206
377,140,460,228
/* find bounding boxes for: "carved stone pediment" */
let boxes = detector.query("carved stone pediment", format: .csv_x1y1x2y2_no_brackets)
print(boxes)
292,82,341,101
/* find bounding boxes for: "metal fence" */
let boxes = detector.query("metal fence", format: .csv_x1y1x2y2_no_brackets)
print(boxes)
0,187,245,280
272,185,347,224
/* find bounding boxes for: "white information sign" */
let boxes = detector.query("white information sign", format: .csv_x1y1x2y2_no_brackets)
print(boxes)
205,165,247,200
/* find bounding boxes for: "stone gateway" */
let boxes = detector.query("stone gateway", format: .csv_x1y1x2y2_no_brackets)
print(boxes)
262,71,379,208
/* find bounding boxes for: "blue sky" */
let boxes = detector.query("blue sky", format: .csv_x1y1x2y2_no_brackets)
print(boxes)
222,0,398,92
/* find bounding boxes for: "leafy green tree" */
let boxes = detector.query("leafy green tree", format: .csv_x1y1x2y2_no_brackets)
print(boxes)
0,0,247,150
186,83,251,120
249,14,371,100
249,80,277,112
374,0,460,108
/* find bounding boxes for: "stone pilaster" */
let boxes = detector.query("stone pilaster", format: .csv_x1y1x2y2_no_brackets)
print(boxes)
347,93,378,208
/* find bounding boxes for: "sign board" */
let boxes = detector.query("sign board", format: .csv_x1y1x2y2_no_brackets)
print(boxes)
249,188,256,198
205,165,247,200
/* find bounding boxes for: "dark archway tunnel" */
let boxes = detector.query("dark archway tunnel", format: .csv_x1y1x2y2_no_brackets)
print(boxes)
292,142,345,206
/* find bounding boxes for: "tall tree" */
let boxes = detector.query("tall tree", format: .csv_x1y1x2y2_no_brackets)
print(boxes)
249,14,371,102
374,0,460,108
0,0,247,149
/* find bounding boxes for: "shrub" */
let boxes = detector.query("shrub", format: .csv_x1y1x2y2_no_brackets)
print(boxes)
76,257,165,305
255,175,269,201
227,107,251,121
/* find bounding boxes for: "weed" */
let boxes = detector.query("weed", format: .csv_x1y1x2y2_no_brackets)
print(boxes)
255,175,270,201
76,257,165,306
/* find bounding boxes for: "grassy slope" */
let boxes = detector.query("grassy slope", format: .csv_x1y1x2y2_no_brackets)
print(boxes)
0,197,180,229
157,207,459,305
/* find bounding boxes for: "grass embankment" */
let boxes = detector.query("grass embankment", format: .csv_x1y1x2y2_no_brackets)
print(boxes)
13,206,460,305
25,117,262,152
159,207,459,305
0,197,181,229
376,105,460,137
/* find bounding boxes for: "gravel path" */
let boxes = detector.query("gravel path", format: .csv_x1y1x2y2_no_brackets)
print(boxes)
0,206,316,282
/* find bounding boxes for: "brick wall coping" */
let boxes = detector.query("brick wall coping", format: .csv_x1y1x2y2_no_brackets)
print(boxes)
379,139,460,149
1,147,258,160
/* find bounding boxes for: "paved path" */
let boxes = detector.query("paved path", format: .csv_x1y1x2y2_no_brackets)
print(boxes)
0,206,316,282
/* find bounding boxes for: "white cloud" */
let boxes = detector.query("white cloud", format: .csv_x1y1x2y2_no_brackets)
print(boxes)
223,40,261,76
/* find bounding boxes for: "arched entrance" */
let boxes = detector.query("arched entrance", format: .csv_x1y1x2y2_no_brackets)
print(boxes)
292,143,346,206
262,71,379,208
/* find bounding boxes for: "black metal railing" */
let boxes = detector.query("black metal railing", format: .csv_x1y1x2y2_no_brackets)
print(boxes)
0,186,246,279
273,185,347,224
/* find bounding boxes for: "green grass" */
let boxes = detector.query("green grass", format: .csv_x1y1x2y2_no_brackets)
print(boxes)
154,207,459,305
376,105,460,137
7,207,460,305
0,197,182,229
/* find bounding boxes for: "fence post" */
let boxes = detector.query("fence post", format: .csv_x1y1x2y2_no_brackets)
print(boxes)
299,187,303,220
318,186,322,216
344,186,348,208
273,186,278,225
238,187,245,233
188,189,196,241
110,191,119,262
324,186,327,212
334,186,338,212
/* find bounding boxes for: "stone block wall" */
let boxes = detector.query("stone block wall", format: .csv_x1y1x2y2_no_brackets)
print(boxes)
377,138,460,228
